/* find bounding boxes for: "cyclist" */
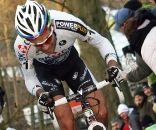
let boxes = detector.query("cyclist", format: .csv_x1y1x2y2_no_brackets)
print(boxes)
14,1,121,129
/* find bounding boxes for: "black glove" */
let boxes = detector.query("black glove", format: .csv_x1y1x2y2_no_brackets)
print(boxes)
105,66,124,87
151,82,156,96
37,92,55,114
0,87,5,114
105,66,119,82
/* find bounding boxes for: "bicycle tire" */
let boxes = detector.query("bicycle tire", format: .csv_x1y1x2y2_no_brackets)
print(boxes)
88,122,107,130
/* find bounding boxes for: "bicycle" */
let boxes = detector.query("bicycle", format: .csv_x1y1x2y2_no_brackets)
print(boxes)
45,78,124,130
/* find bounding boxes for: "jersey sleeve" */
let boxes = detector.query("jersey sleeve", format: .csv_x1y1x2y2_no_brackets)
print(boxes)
71,16,117,64
14,36,42,96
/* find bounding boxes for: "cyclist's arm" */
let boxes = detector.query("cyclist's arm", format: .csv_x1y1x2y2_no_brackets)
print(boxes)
126,53,152,82
72,17,117,65
14,36,43,96
21,67,43,96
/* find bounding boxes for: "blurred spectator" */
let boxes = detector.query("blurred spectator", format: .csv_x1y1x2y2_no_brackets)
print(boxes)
149,0,156,16
141,114,156,130
134,87,156,122
151,81,156,113
114,8,134,31
124,0,142,11
117,103,142,130
142,82,152,97
115,8,156,83
114,0,142,31
110,117,125,130
142,82,154,103
0,87,15,130
113,1,155,84
151,81,156,97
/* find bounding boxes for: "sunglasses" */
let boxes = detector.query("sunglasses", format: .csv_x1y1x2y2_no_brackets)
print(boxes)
29,26,53,46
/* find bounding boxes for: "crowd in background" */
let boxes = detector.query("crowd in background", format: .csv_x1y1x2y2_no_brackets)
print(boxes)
111,0,156,130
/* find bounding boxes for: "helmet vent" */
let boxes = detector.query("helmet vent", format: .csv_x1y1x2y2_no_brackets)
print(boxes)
40,5,45,15
28,5,31,14
19,26,32,37
26,18,34,32
21,5,26,12
19,12,23,19
38,17,42,32
33,6,37,24
17,17,25,28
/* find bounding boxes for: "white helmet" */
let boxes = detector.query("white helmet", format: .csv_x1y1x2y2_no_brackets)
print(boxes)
15,0,47,39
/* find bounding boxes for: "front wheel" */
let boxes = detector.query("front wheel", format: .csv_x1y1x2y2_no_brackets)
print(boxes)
88,121,107,130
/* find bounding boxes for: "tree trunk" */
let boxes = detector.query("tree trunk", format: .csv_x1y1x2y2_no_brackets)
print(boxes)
12,67,18,109
2,68,11,126
30,95,35,130
38,110,44,130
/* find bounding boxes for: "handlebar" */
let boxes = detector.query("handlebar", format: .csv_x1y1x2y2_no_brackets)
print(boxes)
114,78,122,92
54,79,124,106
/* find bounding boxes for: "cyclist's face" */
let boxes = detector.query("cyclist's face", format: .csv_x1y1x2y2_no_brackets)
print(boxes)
28,24,56,54
143,87,152,97
111,122,121,130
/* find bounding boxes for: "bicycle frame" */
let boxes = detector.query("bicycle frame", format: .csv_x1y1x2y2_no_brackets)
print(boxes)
74,98,105,130
48,79,124,130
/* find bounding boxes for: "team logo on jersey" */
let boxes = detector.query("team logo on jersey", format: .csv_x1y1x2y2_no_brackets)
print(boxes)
55,20,87,36
59,40,67,46
18,45,28,54
80,67,87,81
18,52,26,61
72,72,78,80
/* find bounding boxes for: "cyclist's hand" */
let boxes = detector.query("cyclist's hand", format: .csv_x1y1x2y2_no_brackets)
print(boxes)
105,66,125,86
37,92,55,114
105,66,119,82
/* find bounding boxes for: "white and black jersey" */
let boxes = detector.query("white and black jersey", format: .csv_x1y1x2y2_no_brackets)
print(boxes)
14,10,117,95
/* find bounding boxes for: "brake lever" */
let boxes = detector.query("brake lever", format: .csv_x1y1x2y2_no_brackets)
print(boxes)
113,78,122,92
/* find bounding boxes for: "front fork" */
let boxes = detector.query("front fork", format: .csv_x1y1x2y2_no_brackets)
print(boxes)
81,100,96,126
